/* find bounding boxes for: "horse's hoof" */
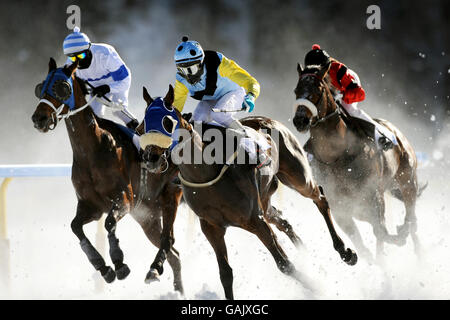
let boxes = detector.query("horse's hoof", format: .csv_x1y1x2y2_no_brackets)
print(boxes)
395,225,409,246
342,248,358,266
144,268,160,284
102,266,116,283
116,264,131,280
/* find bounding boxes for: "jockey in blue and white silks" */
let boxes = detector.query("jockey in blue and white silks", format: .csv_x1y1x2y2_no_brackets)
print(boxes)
63,26,138,129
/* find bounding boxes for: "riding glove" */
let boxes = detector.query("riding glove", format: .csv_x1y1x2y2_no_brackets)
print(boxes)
92,84,110,97
242,93,255,113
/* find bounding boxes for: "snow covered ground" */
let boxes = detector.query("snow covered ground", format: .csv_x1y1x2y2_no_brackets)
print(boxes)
1,153,449,300
1,1,448,301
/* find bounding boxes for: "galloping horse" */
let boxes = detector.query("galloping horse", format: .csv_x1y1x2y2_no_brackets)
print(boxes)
31,58,184,293
292,64,426,262
140,85,357,299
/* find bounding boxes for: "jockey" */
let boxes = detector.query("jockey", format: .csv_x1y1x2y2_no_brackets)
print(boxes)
62,27,139,129
304,44,396,151
172,36,269,163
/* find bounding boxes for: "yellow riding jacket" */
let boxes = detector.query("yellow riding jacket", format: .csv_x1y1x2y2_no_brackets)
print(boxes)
173,51,260,112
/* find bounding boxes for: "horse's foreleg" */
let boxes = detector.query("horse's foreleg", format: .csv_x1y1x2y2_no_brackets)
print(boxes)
137,213,184,294
146,185,183,293
200,219,234,300
71,202,116,283
333,213,375,263
312,186,358,265
105,204,130,280
246,213,315,294
397,174,420,254
265,205,304,248
372,189,388,262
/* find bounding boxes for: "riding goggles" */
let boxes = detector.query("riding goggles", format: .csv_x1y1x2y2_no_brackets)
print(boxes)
176,61,202,77
68,52,87,62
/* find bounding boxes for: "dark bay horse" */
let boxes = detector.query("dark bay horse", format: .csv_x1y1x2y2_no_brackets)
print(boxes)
31,58,183,292
140,85,357,300
293,64,426,262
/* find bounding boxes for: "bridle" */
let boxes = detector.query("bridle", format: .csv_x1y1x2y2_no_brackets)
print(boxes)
143,145,170,174
295,73,341,128
37,71,97,130
38,95,98,130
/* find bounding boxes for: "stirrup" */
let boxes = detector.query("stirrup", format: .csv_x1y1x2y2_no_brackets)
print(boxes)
378,136,394,151
126,119,139,130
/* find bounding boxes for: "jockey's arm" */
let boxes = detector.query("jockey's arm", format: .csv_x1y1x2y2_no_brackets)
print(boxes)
104,50,131,95
173,79,189,112
218,55,260,99
329,60,365,104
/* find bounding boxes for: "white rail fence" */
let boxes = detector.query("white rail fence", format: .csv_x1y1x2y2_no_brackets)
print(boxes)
0,164,106,293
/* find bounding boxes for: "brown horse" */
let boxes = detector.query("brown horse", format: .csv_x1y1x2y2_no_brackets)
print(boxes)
31,58,184,292
292,64,426,262
140,85,357,300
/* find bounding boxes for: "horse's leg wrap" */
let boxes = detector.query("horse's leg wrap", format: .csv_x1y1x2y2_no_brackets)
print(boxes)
150,250,167,275
108,233,124,265
80,238,106,271
80,238,115,282
105,211,130,280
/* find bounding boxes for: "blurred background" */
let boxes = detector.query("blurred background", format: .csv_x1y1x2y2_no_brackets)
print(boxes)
0,0,449,299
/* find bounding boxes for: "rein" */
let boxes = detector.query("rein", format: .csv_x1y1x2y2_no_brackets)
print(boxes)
177,150,239,188
38,94,98,130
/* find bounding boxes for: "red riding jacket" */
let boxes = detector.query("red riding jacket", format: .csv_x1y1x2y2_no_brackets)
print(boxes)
327,59,366,104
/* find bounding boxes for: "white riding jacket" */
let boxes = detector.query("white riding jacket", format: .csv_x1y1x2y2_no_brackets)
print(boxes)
65,43,131,107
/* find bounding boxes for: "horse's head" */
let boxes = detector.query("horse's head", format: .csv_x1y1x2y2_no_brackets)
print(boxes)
293,63,335,132
31,58,79,132
140,85,182,173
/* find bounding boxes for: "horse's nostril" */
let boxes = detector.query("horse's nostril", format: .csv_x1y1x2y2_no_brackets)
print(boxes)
32,113,47,124
149,154,160,163
293,114,310,130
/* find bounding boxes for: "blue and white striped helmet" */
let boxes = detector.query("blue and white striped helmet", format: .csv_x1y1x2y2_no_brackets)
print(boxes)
174,36,204,65
63,26,91,55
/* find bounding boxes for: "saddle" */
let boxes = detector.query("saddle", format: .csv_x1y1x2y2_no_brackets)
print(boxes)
195,121,273,169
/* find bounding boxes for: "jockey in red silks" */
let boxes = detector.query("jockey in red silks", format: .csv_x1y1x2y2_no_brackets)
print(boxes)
304,44,396,151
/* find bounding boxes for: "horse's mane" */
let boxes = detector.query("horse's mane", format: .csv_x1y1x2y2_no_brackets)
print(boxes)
74,76,89,96
302,65,332,87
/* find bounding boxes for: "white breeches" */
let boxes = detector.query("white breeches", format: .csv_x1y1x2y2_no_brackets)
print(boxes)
192,87,246,127
89,90,136,125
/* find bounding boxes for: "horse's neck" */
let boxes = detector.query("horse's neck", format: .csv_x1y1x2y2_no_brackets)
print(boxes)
309,92,352,163
177,127,222,182
65,82,101,157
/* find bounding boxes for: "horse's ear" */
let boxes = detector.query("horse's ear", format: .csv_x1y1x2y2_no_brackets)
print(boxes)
143,86,154,106
164,84,175,107
297,63,303,75
48,57,57,73
65,60,79,76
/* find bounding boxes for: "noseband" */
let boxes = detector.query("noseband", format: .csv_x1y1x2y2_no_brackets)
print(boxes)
143,146,170,174
295,73,340,128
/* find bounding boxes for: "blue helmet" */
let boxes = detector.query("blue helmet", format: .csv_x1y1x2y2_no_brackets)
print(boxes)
174,36,205,84
174,36,204,65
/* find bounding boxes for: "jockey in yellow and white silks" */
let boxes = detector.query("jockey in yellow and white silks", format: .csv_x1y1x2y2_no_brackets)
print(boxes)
174,37,270,162
172,36,270,163
173,36,259,127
